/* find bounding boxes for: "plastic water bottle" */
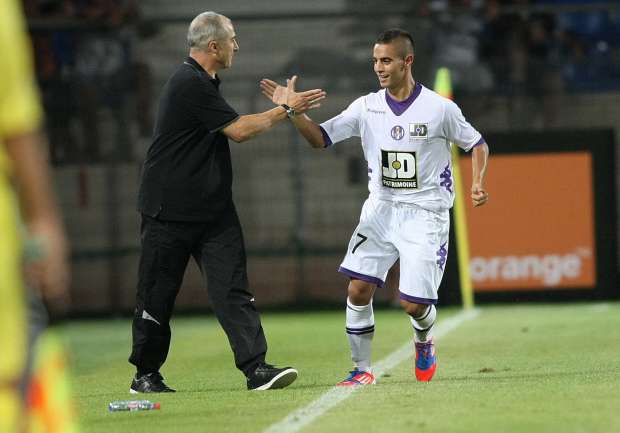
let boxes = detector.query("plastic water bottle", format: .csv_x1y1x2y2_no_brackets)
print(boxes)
108,400,160,412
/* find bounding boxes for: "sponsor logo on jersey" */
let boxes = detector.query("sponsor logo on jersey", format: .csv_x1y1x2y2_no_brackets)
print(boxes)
367,108,386,114
381,150,418,188
409,123,428,140
391,125,405,140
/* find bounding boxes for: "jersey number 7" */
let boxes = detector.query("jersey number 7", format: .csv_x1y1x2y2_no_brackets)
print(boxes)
352,233,368,254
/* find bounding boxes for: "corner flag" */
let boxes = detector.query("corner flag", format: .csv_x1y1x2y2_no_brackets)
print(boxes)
433,67,474,309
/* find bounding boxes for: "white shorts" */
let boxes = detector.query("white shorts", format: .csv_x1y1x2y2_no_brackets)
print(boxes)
339,197,450,305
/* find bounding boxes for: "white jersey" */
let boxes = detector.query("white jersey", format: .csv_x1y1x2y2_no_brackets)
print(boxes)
320,83,483,212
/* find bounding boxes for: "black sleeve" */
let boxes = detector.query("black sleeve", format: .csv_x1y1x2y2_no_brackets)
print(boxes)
180,77,239,133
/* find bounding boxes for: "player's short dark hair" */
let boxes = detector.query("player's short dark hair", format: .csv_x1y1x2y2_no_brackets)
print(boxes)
375,28,415,57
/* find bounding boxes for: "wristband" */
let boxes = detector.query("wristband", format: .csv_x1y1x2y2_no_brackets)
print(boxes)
280,104,295,119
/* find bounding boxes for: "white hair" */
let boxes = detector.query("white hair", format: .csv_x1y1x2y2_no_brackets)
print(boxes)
187,11,231,50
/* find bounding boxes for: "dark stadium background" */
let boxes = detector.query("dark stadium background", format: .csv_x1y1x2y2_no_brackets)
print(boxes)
25,0,620,315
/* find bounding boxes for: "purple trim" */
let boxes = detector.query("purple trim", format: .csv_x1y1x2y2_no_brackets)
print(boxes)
385,82,422,116
472,137,486,148
399,291,437,305
319,126,333,147
338,266,385,288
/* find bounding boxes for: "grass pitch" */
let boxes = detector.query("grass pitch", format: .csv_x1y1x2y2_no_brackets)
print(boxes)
60,302,620,433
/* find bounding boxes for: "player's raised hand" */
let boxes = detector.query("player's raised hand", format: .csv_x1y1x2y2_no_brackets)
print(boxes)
260,78,287,104
260,75,300,103
286,75,297,92
285,76,326,114
260,75,326,114
471,183,489,207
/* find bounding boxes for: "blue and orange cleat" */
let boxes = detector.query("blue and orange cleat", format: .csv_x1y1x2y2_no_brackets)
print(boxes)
336,369,376,386
414,339,437,381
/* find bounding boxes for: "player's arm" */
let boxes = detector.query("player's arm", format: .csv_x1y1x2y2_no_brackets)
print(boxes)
443,99,489,207
289,114,325,149
260,76,327,149
1,0,69,303
5,131,70,301
223,84,325,143
470,141,489,207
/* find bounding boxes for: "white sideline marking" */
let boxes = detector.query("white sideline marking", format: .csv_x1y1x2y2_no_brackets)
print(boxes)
263,309,480,433
588,303,610,313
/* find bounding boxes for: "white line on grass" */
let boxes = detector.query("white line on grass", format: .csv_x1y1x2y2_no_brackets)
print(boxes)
587,303,610,312
263,308,480,433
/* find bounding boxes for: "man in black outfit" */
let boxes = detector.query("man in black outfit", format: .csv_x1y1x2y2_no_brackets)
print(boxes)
129,11,326,392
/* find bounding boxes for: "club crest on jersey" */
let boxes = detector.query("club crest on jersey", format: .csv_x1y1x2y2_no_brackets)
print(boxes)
390,125,405,140
409,123,428,140
381,150,418,188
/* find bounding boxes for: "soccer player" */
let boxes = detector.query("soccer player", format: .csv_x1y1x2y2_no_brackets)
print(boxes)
0,0,70,431
129,11,326,392
261,29,489,384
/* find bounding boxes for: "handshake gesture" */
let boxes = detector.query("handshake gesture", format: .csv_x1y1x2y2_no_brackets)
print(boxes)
260,75,326,116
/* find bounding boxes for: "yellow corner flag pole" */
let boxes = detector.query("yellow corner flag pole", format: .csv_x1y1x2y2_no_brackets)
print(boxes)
433,67,474,309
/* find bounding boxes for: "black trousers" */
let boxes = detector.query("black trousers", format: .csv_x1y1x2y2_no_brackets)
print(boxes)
129,205,267,376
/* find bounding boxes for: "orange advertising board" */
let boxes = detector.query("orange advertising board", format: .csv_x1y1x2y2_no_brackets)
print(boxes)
460,152,596,291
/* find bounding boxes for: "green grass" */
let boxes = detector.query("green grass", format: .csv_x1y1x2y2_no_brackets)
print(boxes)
59,303,620,433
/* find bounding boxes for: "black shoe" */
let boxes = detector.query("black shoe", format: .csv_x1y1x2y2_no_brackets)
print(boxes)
130,372,176,393
247,363,298,390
